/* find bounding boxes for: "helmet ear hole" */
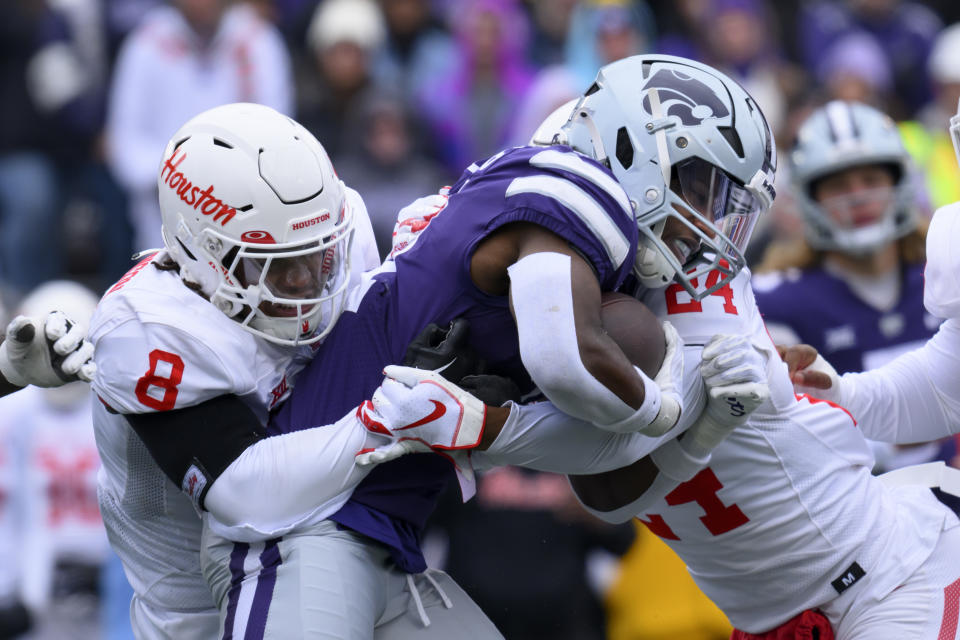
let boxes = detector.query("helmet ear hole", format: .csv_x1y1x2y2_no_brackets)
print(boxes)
615,127,634,169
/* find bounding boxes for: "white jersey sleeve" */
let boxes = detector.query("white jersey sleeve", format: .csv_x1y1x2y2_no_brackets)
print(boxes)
838,318,960,443
204,409,377,541
924,202,960,319
93,319,254,414
474,342,706,474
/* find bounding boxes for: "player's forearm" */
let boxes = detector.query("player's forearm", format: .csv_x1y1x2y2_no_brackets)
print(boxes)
509,252,654,429
204,410,376,539
474,401,656,473
841,318,960,442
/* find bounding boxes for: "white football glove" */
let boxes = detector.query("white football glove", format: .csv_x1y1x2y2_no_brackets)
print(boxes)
684,333,770,458
355,364,486,466
388,187,450,259
0,312,96,387
641,320,684,436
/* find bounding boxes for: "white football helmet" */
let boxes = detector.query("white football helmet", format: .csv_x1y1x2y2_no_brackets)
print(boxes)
791,101,916,254
555,54,776,299
158,103,354,346
17,280,99,406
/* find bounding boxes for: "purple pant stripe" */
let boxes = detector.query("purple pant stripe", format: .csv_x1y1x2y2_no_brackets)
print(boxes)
244,538,283,640
222,542,250,640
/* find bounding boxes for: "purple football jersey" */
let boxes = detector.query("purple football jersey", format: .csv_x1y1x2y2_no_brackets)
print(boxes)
269,145,638,572
753,263,940,374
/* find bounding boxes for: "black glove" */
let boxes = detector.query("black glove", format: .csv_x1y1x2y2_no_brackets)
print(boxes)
459,374,523,407
404,318,484,383
0,600,31,638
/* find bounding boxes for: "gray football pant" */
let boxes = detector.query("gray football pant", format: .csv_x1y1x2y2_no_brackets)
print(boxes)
202,520,505,639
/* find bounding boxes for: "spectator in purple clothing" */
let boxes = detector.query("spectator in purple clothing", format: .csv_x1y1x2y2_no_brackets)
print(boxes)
815,31,894,110
701,0,793,137
417,0,534,174
800,0,943,118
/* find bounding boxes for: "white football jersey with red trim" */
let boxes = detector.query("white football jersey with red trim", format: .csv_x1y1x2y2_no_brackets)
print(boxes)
86,198,379,630
0,387,107,610
636,269,956,633
89,254,311,619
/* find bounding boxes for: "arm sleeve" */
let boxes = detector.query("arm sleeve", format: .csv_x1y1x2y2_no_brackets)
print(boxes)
475,345,706,473
840,318,960,443
509,252,655,429
204,409,375,539
473,402,655,474
126,393,376,539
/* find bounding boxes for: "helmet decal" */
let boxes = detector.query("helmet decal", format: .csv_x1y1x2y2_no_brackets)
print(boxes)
640,68,730,126
160,148,238,226
240,230,276,244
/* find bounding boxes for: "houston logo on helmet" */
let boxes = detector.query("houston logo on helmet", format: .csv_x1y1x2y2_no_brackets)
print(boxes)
161,149,238,226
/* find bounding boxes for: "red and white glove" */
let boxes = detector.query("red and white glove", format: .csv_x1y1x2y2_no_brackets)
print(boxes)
355,365,487,466
388,187,450,259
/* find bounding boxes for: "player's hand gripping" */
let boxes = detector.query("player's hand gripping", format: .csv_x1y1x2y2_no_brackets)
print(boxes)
637,320,685,436
0,312,96,387
683,334,770,458
777,344,842,403
355,365,488,466
389,187,450,259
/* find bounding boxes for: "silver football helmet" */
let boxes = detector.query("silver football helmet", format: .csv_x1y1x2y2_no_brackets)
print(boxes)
158,103,355,346
791,100,916,254
557,54,777,299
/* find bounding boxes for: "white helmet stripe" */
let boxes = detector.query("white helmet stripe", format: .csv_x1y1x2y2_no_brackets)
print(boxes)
647,87,673,186
529,149,633,219
825,100,857,144
506,175,630,267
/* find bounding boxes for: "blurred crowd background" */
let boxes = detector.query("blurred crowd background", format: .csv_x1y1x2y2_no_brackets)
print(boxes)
2,0,960,638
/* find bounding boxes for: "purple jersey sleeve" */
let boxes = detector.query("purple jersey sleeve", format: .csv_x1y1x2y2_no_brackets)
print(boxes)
432,145,638,291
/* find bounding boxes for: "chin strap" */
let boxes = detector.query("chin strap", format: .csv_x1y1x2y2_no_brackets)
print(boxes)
634,225,675,288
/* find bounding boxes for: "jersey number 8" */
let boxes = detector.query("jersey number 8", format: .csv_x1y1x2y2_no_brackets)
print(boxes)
135,349,185,411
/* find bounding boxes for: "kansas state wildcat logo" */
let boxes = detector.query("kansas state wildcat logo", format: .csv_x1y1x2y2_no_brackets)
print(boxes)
641,69,729,126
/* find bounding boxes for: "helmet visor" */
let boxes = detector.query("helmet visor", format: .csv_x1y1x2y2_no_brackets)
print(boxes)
676,157,767,254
